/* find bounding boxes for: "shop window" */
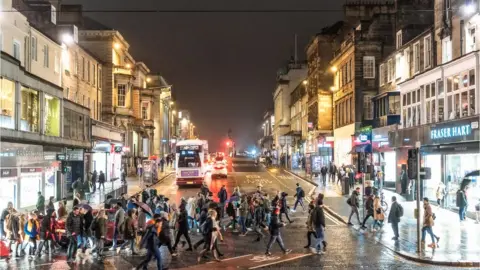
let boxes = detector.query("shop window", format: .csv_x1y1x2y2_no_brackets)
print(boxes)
387,59,393,82
395,54,402,79
426,100,430,123
389,95,400,114
407,92,411,105
379,64,385,85
142,102,148,120
461,91,468,117
437,79,444,95
363,95,373,120
438,98,444,122
469,69,475,86
0,78,15,129
417,89,420,102
469,89,476,115
402,94,406,106
447,77,452,93
407,107,412,127
44,95,60,136
20,87,39,132
363,56,375,79
454,94,460,119
413,42,420,73
453,76,459,91
447,95,453,120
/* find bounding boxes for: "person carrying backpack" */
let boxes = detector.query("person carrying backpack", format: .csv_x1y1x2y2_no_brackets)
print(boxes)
310,198,326,254
293,183,305,212
347,187,361,226
388,196,402,241
457,187,468,222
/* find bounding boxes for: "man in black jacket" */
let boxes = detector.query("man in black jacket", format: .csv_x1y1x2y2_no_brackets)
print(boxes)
361,194,375,230
66,207,84,262
98,171,106,191
279,192,293,223
388,196,401,240
347,187,361,226
173,204,193,251
217,185,228,218
310,200,326,254
265,209,291,256
252,200,265,242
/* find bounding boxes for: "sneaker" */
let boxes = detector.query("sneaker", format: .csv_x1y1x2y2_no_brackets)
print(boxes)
232,229,239,233
435,236,440,244
239,233,247,237
116,247,121,254
284,249,292,254
316,250,324,255
265,252,272,256
109,247,115,251
246,228,253,232
171,253,178,257
347,222,353,226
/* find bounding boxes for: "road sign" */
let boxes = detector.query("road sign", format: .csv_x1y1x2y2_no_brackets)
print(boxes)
407,149,418,179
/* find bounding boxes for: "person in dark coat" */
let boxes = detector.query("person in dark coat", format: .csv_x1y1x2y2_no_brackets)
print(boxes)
46,196,55,212
137,218,163,270
388,196,401,240
265,208,291,256
66,207,84,262
36,192,45,215
200,182,210,197
93,209,107,259
217,185,228,218
82,208,94,249
159,212,176,256
310,199,327,254
98,171,106,191
117,209,137,254
173,204,193,251
35,208,55,258
197,209,220,263
90,170,97,193
361,194,375,230
279,192,293,223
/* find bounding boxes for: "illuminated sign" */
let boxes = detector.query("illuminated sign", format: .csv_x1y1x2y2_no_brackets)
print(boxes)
431,124,472,140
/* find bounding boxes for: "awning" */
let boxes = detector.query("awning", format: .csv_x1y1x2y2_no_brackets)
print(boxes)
348,144,371,154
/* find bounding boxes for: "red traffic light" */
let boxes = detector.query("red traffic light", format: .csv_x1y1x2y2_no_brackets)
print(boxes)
226,141,231,146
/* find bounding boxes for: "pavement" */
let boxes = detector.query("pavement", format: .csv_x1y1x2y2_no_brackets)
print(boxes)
1,159,475,269
289,168,480,267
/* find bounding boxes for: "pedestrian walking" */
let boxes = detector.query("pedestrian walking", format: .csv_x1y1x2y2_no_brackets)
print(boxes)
310,199,326,254
387,196,402,240
137,163,143,177
320,166,328,186
279,192,293,223
92,209,107,260
66,206,84,262
159,211,176,256
217,185,228,218
36,192,45,215
252,200,266,242
117,209,137,254
372,194,385,232
197,209,221,263
456,186,468,222
238,195,249,236
46,196,55,212
137,218,163,270
421,198,440,249
172,203,193,251
24,212,40,260
111,202,125,251
160,158,165,173
91,170,97,193
1,202,14,240
304,204,317,249
265,208,291,256
361,194,375,230
35,209,55,258
224,200,238,232
436,182,445,208
329,163,337,183
347,187,361,226
293,183,306,212
98,171,106,191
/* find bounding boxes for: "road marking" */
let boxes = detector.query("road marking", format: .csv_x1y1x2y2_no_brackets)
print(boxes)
248,253,313,269
206,254,253,263
324,212,341,225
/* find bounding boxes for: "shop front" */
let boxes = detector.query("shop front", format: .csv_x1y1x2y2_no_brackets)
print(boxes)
372,125,398,189
390,116,479,211
91,120,125,182
334,124,355,166
317,136,334,167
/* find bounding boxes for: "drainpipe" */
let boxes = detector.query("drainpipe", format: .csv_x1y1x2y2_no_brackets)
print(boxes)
460,20,465,56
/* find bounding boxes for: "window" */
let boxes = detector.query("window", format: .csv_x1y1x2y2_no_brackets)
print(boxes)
44,94,60,136
363,95,373,120
81,57,85,79
43,45,49,67
87,60,91,82
445,0,451,24
438,98,444,122
54,52,59,73
20,87,40,132
363,56,375,78
413,42,420,73
98,69,102,89
117,84,127,107
93,99,96,119
0,78,16,129
142,102,148,120
31,36,37,61
98,101,101,120
92,64,96,86
13,40,21,60
442,37,452,63
424,35,431,68
379,64,385,85
396,30,402,49
437,79,444,95
395,54,402,79
389,95,400,114
74,52,78,75
387,59,394,82
404,48,410,79
466,26,476,53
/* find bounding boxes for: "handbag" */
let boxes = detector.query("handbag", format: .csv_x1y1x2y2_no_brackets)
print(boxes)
376,208,382,214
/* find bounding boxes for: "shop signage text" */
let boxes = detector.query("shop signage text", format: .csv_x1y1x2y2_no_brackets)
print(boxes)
56,154,70,161
431,124,472,140
21,168,43,173
1,169,17,178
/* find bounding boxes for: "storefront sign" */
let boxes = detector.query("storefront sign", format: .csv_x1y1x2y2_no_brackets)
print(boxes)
1,169,17,178
66,149,84,161
430,124,472,140
56,154,69,161
21,168,43,173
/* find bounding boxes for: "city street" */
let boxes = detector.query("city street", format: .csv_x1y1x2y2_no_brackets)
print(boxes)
0,157,475,269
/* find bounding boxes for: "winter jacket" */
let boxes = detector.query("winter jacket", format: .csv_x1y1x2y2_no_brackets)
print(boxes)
306,210,314,232
0,208,9,221
218,188,228,203
310,206,326,228
423,203,434,227
226,202,236,217
365,196,374,215
141,224,161,249
373,197,384,220
177,209,189,231
123,216,136,240
388,202,401,223
295,186,304,198
24,219,40,241
349,191,360,208
268,215,285,236
39,209,55,239
200,185,209,197
93,216,107,239
115,208,126,232
280,196,288,212
66,212,83,236
5,214,20,241
98,173,106,183
457,190,468,208
253,205,265,226
158,217,171,244
36,195,45,212
83,211,94,237
239,200,249,218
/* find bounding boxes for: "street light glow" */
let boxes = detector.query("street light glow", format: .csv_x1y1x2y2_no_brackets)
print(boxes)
463,4,476,15
170,101,174,105
146,77,151,82
126,63,131,68
302,80,308,85
330,66,337,72
61,34,73,45
330,86,337,91
114,42,121,49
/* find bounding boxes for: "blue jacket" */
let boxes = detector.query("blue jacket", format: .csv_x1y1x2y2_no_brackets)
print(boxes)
24,219,40,238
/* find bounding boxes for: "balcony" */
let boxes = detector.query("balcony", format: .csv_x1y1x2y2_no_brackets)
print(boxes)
143,119,154,128
113,65,133,76
373,115,400,128
113,106,133,116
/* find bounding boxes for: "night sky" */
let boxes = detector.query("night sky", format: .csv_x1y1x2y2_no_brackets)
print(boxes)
64,0,346,151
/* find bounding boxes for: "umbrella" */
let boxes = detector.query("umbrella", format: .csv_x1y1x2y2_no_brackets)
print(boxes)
134,201,153,216
227,196,240,203
78,204,92,211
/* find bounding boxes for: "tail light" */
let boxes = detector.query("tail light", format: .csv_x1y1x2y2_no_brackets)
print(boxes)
214,165,224,169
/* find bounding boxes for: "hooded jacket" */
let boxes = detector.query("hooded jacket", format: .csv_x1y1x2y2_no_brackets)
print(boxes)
66,212,83,236
24,218,40,240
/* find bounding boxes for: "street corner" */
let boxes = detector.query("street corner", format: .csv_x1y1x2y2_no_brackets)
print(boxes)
323,205,348,224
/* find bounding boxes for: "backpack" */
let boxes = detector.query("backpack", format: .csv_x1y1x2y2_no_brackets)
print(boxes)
397,203,404,218
346,197,352,206
299,189,305,198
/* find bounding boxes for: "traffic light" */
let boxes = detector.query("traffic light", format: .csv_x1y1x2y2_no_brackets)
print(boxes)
407,149,418,179
226,141,231,147
61,161,69,174
357,152,366,173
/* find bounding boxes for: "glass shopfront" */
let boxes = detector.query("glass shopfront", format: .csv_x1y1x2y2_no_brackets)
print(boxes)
20,169,42,208
0,78,16,129
44,95,60,136
20,87,40,133
445,153,480,212
422,154,442,202
0,169,18,209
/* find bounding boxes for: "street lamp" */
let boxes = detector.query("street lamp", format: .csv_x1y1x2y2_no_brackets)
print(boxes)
302,80,308,85
169,101,174,106
61,34,74,45
463,3,476,15
113,42,121,49
330,86,337,91
330,66,338,72
146,77,151,83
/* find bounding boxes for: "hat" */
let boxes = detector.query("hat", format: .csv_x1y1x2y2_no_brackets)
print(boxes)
257,184,263,188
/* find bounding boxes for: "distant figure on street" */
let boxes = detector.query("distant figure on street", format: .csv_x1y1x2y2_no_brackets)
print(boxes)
90,170,97,193
329,163,337,183
137,163,143,176
293,183,305,212
320,166,328,186
36,192,45,214
98,171,106,191
160,158,165,173
387,196,402,240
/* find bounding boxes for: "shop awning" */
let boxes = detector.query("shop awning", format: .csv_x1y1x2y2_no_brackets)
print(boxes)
348,144,371,154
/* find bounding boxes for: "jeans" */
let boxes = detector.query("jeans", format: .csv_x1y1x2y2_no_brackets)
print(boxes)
96,238,105,256
315,226,324,251
279,211,292,223
67,235,83,260
362,213,374,227
188,216,197,230
321,175,326,186
138,246,163,270
239,216,247,234
218,203,225,218
27,238,37,256
391,222,399,238
459,206,467,221
421,226,437,243
0,220,4,239
306,231,317,247
112,228,119,248
348,206,361,224
36,239,52,255
265,213,271,226
266,234,286,252
294,198,305,211
98,182,105,191
120,238,135,251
